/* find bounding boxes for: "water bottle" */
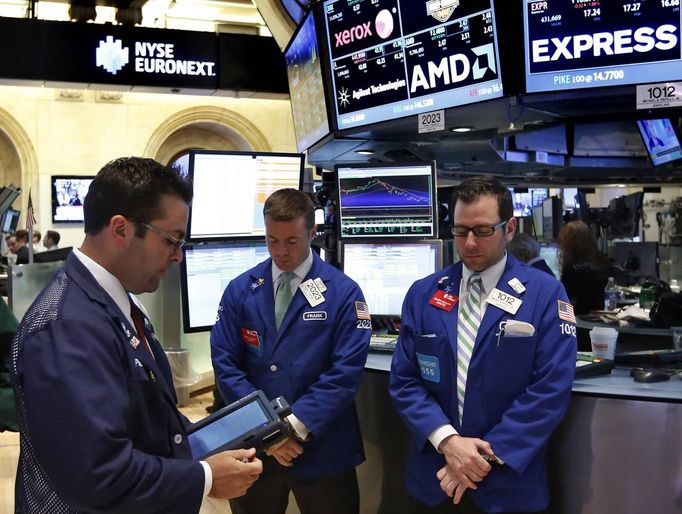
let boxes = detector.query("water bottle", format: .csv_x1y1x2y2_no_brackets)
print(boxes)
603,277,618,311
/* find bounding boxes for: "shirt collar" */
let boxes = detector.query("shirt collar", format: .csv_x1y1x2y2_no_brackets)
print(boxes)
462,251,508,296
73,248,135,326
526,256,542,266
271,249,313,285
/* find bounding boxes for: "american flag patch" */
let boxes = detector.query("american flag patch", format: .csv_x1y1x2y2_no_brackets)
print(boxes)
355,301,371,320
558,300,576,323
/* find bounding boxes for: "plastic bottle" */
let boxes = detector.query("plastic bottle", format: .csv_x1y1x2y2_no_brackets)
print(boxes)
670,279,680,294
603,277,618,311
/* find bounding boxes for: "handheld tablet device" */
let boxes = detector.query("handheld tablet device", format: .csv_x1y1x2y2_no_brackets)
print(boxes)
188,390,292,459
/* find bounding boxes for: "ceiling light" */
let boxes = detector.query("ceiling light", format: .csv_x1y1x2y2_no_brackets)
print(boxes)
355,149,374,155
450,126,473,133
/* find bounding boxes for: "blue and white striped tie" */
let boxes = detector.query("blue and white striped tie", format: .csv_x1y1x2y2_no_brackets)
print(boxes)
457,273,482,424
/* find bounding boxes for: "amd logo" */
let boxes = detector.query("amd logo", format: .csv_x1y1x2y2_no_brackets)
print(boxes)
532,25,678,63
335,22,372,47
410,43,496,93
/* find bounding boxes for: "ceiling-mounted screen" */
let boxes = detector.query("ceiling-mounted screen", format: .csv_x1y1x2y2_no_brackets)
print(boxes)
52,175,94,223
322,0,504,130
336,162,437,238
637,118,682,167
188,151,304,241
509,187,549,217
285,8,331,153
524,0,682,93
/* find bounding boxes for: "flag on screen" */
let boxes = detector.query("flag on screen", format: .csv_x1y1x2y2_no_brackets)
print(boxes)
26,190,37,231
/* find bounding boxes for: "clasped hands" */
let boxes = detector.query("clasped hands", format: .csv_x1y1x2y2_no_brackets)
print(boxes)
265,436,305,467
436,435,496,504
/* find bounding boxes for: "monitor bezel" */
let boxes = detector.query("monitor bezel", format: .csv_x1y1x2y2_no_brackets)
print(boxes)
1,207,20,234
636,118,682,168
50,175,94,224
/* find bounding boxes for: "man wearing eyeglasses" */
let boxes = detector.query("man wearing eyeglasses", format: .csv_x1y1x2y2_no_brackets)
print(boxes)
389,176,576,514
10,157,262,513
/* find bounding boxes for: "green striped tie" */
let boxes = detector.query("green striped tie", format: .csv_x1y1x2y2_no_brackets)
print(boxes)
275,272,295,330
456,273,482,424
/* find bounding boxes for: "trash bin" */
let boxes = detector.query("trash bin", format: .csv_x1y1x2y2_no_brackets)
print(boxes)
164,348,201,407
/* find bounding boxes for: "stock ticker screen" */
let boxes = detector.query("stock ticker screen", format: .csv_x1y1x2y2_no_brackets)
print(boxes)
524,0,682,93
322,0,504,130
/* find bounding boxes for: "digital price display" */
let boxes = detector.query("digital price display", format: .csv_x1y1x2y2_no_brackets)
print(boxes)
323,0,504,130
524,0,682,93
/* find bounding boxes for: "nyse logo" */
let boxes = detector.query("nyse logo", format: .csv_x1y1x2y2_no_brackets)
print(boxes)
410,43,496,93
96,36,129,75
532,25,679,63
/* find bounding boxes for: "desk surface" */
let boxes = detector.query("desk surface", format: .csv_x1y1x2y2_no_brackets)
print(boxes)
365,353,682,403
576,316,672,337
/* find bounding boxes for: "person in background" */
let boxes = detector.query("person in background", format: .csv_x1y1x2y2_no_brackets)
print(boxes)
8,230,29,265
10,157,262,513
211,188,370,514
390,176,576,514
31,230,41,253
556,220,608,315
43,229,61,251
507,232,555,277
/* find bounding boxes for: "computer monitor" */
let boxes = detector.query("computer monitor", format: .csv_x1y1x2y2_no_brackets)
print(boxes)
180,241,271,332
0,184,20,216
610,242,659,284
637,119,682,167
539,244,561,278
542,196,562,242
532,205,544,241
33,247,72,263
1,208,20,234
188,151,304,241
509,188,549,217
51,176,94,223
608,192,644,239
341,240,442,317
336,162,437,239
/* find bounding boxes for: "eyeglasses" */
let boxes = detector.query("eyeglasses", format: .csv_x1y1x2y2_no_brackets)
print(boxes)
130,219,185,249
452,220,507,238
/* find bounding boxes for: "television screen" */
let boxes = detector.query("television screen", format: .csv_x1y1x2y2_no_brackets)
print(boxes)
188,151,304,241
341,240,442,316
336,162,437,238
180,241,271,332
285,8,331,152
523,0,682,93
52,176,94,223
322,0,504,130
1,208,20,234
637,119,682,166
510,187,549,217
608,192,644,239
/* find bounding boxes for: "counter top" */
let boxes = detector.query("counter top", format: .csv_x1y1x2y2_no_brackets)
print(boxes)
576,316,672,337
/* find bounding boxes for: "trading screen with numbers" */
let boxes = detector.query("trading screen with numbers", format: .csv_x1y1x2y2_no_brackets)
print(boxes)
322,0,504,130
524,0,682,93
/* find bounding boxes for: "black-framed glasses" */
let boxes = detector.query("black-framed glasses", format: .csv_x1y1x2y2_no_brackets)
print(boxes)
130,218,185,249
452,220,507,238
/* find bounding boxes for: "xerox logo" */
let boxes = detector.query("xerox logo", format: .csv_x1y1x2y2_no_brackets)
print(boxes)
334,9,395,48
410,43,496,92
96,36,129,75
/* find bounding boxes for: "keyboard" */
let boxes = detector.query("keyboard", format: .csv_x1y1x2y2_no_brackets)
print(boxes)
369,334,398,353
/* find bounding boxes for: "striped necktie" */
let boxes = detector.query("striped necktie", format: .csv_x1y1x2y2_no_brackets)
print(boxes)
275,272,295,330
456,273,482,424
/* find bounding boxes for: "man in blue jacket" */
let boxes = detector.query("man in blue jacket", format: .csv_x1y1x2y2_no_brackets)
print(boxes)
11,157,262,513
211,188,371,514
390,176,576,514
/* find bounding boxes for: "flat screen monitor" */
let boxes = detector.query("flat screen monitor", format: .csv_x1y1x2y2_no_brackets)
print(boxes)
180,241,271,332
608,192,644,239
1,208,20,234
285,8,332,153
341,240,442,317
510,187,549,217
610,241,659,284
322,0,504,130
542,196,562,242
523,0,682,93
33,247,73,263
336,162,437,239
0,185,21,215
532,205,544,240
188,151,304,241
52,175,94,223
539,244,560,278
637,119,682,167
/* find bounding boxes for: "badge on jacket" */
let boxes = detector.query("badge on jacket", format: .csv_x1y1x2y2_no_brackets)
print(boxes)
241,328,262,355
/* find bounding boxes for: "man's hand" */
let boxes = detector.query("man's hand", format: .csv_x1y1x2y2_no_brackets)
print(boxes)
436,435,494,503
265,436,304,467
206,448,262,499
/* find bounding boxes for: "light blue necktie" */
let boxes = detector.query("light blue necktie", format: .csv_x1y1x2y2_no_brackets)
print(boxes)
275,272,295,330
456,273,482,423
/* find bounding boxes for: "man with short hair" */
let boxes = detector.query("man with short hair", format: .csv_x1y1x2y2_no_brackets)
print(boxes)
390,176,576,514
11,157,262,513
211,188,370,514
43,229,61,251
8,230,28,264
508,232,555,277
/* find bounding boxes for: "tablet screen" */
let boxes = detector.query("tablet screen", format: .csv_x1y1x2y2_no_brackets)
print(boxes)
189,400,270,458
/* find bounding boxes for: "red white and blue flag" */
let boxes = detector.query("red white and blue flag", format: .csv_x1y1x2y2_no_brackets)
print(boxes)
25,190,37,231
558,300,576,323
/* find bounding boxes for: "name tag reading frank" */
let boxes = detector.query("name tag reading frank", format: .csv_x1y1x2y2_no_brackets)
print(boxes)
486,288,522,315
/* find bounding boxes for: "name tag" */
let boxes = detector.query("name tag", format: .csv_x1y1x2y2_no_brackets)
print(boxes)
299,279,325,307
486,288,522,315
416,353,441,383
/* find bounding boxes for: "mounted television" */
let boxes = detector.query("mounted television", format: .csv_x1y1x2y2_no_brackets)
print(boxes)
608,192,644,239
322,0,504,130
509,187,548,217
180,241,271,332
285,7,332,152
341,240,443,317
188,151,304,241
523,0,682,93
637,119,682,167
1,208,20,234
52,175,94,223
336,162,437,239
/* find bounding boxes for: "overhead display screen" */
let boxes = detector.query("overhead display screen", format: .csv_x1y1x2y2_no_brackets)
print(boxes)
524,0,682,93
323,0,504,130
285,10,331,153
